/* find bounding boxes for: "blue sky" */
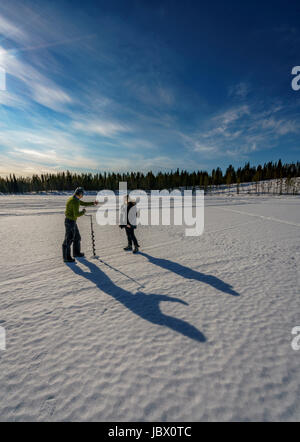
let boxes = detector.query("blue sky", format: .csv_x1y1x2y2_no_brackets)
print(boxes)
0,0,299,176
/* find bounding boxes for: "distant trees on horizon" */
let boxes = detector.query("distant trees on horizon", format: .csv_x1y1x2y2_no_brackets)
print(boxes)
0,160,299,194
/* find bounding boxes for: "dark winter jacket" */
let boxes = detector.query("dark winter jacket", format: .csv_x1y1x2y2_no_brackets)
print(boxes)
120,201,137,228
65,196,94,221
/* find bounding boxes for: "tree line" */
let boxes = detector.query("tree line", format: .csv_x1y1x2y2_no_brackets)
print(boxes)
0,160,299,193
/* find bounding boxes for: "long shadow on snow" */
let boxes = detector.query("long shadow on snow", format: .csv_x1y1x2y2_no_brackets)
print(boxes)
68,258,206,343
139,253,240,297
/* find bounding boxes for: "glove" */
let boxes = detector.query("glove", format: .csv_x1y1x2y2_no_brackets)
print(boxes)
82,208,86,215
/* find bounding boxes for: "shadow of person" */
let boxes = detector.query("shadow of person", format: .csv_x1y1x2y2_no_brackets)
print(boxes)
67,258,206,343
139,252,240,297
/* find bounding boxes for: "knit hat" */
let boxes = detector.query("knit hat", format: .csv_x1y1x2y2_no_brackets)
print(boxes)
74,187,84,196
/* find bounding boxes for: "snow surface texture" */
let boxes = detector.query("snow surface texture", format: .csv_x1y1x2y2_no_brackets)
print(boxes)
0,194,299,422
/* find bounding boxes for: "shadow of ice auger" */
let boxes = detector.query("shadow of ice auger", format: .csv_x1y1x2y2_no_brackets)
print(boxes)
68,259,206,343
139,253,240,297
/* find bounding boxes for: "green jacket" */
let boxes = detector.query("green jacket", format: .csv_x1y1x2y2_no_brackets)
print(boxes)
65,196,94,221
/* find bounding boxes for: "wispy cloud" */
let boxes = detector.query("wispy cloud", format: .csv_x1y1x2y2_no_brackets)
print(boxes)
179,99,300,160
0,45,73,112
72,119,132,138
128,82,175,108
228,82,250,99
0,14,28,44
258,117,299,135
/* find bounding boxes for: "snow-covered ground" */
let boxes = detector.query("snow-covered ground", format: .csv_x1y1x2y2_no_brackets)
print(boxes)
0,194,299,422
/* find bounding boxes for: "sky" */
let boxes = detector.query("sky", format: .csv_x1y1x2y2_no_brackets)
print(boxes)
0,0,299,177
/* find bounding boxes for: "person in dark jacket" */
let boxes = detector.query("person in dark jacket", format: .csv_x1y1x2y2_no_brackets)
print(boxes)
62,187,98,262
120,195,140,254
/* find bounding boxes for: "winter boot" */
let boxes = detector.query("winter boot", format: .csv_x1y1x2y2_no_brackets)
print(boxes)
73,242,84,258
124,245,132,251
63,245,76,263
74,252,85,258
64,257,76,263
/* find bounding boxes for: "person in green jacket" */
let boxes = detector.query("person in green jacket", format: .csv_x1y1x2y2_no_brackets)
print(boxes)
62,187,98,262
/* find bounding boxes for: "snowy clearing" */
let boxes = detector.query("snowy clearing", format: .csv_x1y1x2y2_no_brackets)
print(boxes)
0,194,299,421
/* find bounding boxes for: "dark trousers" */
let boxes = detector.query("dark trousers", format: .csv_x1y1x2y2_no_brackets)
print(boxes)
125,226,138,247
62,218,81,258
